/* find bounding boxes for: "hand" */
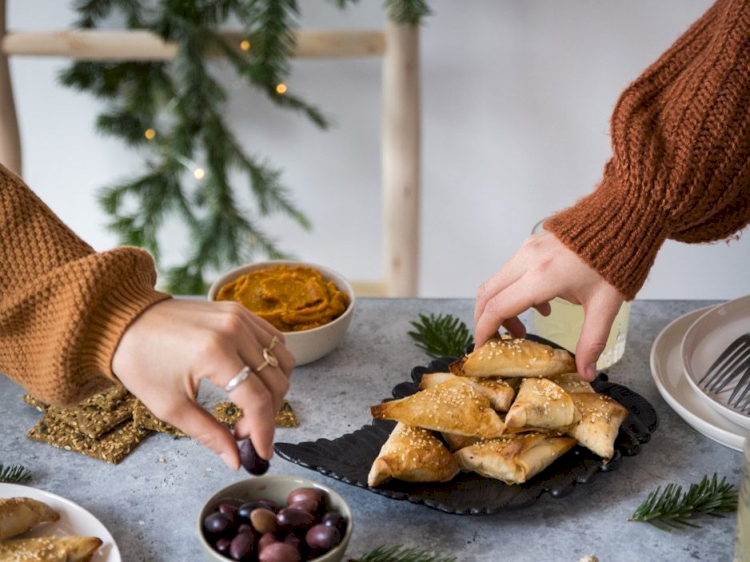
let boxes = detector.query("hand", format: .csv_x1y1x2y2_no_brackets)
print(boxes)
111,298,294,470
474,229,626,381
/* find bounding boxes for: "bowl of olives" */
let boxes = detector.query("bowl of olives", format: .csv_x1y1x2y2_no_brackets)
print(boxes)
198,475,353,562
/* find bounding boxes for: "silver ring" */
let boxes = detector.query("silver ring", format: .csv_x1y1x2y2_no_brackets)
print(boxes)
254,348,279,373
223,366,251,393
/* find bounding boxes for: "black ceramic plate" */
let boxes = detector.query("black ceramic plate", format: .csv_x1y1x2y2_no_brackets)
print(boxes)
275,337,659,515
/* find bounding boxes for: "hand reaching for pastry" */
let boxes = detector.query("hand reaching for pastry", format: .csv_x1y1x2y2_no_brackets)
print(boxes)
111,298,294,470
473,229,626,382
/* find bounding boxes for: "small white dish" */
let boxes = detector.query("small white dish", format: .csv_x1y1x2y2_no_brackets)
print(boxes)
650,305,746,451
208,260,355,366
681,295,750,430
0,483,121,561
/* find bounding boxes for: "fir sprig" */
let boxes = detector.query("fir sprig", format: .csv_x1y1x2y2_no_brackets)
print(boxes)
0,463,32,484
629,473,738,531
350,545,456,562
408,313,473,358
60,0,432,293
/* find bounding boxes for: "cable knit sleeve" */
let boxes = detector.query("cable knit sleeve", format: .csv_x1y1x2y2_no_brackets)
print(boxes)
0,164,172,406
546,0,750,300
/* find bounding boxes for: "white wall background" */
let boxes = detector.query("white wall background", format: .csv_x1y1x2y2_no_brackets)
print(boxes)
6,0,749,299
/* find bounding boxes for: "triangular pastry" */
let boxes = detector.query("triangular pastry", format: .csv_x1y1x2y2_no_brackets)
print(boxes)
0,496,59,540
450,337,575,378
0,535,102,561
367,423,460,487
547,372,595,394
370,377,506,439
567,393,629,460
504,377,580,433
419,372,515,412
453,432,577,485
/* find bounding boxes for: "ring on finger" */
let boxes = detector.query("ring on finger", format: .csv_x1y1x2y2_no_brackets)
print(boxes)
267,335,279,352
255,347,279,373
223,365,251,393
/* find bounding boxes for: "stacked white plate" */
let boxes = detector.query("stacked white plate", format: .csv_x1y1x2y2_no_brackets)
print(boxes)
650,295,750,452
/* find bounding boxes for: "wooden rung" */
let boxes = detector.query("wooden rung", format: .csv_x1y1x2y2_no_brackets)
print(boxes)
350,280,389,298
0,28,386,61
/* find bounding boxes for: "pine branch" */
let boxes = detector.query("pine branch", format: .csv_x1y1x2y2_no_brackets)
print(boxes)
408,313,473,358
0,463,32,484
629,473,738,531
384,0,432,26
349,545,457,562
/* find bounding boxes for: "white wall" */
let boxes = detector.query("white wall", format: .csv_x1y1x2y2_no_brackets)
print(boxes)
7,0,749,299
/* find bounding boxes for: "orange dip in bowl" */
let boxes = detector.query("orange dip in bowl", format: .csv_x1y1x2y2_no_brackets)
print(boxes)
215,264,350,332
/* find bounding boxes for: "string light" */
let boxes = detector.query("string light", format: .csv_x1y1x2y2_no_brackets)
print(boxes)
193,167,206,180
144,128,156,140
240,40,251,51
275,83,288,95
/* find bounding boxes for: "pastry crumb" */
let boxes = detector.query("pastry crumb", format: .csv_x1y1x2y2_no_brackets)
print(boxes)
577,556,599,562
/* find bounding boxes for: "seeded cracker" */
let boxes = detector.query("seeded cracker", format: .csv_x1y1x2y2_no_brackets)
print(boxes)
27,417,151,464
214,400,300,428
132,399,187,437
22,389,136,439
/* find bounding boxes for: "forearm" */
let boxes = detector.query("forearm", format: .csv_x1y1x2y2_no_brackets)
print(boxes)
547,0,750,299
0,164,171,405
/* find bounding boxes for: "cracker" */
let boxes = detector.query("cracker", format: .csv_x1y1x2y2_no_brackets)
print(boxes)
27,417,151,464
132,399,186,437
213,400,299,429
213,402,243,427
22,390,135,440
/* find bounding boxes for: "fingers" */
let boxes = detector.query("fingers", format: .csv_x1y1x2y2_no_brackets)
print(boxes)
575,293,625,381
162,400,243,471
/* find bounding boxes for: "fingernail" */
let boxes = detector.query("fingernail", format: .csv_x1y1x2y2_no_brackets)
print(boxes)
584,363,597,382
221,453,238,471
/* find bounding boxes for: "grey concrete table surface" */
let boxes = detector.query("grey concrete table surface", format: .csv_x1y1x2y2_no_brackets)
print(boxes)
0,298,743,562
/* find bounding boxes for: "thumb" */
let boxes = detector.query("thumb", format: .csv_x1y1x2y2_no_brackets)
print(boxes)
575,299,622,382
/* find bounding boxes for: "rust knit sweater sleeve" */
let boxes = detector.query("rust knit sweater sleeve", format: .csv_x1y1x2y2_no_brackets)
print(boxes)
545,0,750,300
0,164,172,406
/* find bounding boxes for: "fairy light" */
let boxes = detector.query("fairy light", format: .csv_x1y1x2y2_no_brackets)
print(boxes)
193,167,206,180
240,40,251,51
275,83,288,95
144,128,156,140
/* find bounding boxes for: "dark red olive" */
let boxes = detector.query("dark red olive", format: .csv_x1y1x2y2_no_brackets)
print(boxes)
276,507,316,531
321,511,345,531
258,541,301,562
238,438,270,475
203,511,234,537
229,530,256,560
306,523,341,551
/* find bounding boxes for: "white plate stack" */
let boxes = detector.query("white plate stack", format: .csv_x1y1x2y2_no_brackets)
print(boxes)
650,295,750,451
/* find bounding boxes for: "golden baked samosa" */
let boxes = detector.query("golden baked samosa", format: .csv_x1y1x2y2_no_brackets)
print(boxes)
370,377,506,439
504,377,580,433
567,393,629,460
0,536,102,561
0,496,59,540
450,337,575,378
453,432,577,485
547,372,595,394
368,423,460,487
418,372,515,412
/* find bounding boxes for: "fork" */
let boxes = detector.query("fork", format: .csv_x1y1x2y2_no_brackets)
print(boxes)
697,333,750,412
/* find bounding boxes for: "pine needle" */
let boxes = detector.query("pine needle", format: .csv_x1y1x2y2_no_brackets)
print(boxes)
408,313,474,358
629,473,738,531
0,463,31,484
350,545,457,562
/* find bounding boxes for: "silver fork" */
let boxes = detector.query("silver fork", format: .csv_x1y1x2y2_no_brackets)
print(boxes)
698,333,750,412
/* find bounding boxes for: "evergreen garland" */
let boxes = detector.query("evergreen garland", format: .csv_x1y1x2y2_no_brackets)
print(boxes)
60,0,430,294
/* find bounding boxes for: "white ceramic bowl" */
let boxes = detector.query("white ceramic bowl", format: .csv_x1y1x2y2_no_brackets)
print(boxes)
208,260,355,366
198,475,353,562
